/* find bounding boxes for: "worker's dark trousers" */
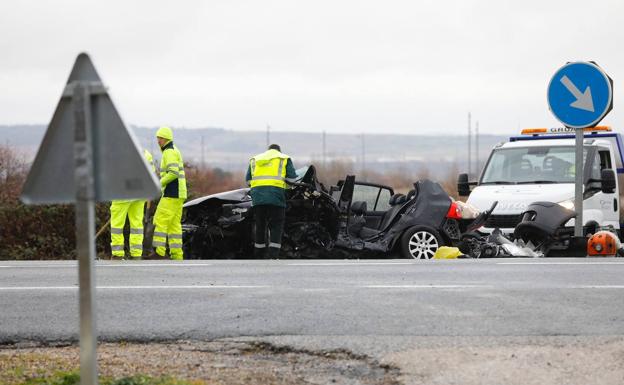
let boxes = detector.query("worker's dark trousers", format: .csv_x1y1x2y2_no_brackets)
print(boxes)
253,205,285,258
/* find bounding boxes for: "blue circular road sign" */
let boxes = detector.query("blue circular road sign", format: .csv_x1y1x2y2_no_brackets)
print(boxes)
547,61,613,129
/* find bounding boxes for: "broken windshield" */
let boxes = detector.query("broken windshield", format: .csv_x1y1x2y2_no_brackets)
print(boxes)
295,166,309,180
481,146,587,185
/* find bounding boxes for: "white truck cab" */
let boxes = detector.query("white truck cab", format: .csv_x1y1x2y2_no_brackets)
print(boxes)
459,126,624,237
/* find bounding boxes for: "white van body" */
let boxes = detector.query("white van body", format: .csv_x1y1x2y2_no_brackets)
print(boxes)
466,131,624,235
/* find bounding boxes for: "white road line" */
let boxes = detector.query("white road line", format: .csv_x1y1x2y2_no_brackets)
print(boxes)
287,262,416,266
0,263,214,268
363,284,493,289
498,262,624,265
0,285,267,291
98,263,215,267
364,285,624,289
1,284,623,291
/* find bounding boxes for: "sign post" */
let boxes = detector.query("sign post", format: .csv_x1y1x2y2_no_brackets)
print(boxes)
547,61,613,237
73,82,98,385
21,53,160,385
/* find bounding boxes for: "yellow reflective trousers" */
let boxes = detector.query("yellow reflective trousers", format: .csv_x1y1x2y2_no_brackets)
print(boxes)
110,200,146,258
153,197,185,260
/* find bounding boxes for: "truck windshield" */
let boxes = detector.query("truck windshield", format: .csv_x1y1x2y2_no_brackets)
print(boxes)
481,146,587,185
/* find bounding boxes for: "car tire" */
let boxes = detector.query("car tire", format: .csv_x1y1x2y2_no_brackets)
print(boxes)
400,226,444,259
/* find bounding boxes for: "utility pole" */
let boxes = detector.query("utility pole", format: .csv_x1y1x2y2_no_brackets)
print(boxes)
201,134,205,169
467,112,472,178
322,130,327,168
475,121,479,175
361,133,366,179
266,124,270,147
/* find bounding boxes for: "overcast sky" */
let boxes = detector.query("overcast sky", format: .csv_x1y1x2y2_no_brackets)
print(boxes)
1,0,623,135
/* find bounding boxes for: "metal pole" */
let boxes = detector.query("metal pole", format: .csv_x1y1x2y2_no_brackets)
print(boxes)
475,121,479,174
201,135,205,169
574,128,584,237
467,112,472,178
361,133,365,179
322,130,326,168
73,82,98,385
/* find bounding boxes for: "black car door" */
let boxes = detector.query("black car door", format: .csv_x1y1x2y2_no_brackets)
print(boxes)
351,182,394,229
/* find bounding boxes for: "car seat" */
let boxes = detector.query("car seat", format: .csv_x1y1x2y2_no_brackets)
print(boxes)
348,201,367,237
358,193,409,238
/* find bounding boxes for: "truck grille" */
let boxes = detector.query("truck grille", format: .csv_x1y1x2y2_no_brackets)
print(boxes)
484,214,523,229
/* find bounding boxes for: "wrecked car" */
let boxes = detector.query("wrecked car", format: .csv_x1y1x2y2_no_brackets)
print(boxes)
182,165,495,259
459,201,587,258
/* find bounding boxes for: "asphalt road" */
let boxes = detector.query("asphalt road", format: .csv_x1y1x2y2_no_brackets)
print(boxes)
1,258,623,344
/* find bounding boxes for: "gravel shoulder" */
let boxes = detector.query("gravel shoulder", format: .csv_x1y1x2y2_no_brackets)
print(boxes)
2,337,624,385
0,340,400,385
384,336,624,385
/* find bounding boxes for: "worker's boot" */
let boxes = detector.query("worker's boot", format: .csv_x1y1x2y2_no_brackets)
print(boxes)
267,247,280,259
253,247,266,259
144,250,166,260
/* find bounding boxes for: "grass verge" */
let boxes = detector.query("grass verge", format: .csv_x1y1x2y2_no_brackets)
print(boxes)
8,370,205,385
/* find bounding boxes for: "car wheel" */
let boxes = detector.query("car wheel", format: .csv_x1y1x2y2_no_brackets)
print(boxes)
401,226,443,259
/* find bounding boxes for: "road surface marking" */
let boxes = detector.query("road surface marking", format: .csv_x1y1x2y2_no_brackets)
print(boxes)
98,263,215,267
497,262,624,265
0,263,214,268
2,284,624,291
0,285,267,291
363,284,493,289
287,262,415,266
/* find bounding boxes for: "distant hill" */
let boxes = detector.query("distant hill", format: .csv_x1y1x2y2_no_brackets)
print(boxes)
0,124,507,177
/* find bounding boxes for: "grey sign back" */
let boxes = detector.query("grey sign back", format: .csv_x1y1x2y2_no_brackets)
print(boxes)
21,53,160,204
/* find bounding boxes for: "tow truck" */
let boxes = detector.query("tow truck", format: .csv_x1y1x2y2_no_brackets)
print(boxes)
458,126,624,242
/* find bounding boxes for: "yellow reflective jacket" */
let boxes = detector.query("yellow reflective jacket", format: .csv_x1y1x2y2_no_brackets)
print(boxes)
160,141,187,199
249,149,290,189
144,149,156,174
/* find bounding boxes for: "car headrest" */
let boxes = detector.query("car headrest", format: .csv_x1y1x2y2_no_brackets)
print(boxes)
389,193,404,206
350,201,367,215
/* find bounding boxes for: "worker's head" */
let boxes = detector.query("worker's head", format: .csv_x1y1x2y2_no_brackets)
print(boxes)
156,126,173,147
268,144,281,152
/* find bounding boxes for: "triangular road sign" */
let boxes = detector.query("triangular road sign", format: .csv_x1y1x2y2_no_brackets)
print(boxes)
21,53,160,204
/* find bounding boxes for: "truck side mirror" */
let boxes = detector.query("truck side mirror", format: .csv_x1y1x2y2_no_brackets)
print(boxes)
601,169,616,194
457,173,471,196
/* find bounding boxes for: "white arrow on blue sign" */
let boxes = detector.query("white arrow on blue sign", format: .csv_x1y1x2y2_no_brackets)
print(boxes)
547,61,613,129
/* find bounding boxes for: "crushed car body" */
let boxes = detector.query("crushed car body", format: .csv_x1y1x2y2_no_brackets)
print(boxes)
182,165,496,259
459,201,582,258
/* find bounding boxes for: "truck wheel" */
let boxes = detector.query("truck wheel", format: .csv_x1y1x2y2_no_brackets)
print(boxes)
401,226,443,259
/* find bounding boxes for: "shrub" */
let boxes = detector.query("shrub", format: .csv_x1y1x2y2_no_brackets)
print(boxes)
184,163,244,199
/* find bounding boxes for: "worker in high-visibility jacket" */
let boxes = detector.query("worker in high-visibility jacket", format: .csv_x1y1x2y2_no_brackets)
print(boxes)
245,144,297,258
110,149,156,259
152,126,187,260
